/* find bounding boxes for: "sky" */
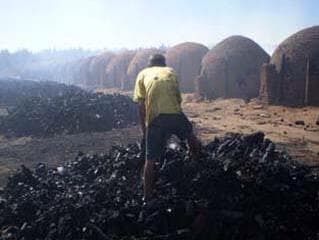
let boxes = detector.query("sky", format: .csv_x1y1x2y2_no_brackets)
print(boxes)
0,0,318,54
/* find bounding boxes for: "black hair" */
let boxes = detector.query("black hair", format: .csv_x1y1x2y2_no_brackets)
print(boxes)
149,54,166,67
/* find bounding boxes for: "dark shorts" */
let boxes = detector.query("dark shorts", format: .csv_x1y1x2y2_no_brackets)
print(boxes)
146,113,193,160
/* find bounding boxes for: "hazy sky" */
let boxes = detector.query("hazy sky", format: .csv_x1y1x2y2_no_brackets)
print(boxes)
0,0,318,54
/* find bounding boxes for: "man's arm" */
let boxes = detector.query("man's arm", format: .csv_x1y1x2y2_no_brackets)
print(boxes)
138,100,146,135
133,71,146,134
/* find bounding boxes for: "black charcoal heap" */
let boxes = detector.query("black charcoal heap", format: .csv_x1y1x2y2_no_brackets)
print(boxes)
0,79,83,107
0,92,138,137
0,132,318,240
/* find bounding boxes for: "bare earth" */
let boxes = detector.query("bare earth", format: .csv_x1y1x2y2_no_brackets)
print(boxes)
0,127,141,186
183,95,319,166
0,95,318,186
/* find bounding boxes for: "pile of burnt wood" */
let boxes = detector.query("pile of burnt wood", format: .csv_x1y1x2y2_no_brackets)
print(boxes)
0,78,83,107
0,132,318,240
0,91,138,137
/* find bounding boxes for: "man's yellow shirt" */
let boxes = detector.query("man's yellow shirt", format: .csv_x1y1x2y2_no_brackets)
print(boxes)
133,66,182,126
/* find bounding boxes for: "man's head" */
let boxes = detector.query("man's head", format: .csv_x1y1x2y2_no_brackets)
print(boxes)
148,54,166,67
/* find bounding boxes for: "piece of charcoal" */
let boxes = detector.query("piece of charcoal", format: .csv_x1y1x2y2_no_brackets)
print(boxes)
295,120,305,125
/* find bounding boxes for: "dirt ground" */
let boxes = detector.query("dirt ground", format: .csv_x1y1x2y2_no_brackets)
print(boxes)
0,127,141,186
183,95,319,166
0,94,318,186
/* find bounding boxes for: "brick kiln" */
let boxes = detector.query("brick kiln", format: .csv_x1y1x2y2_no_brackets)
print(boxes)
105,50,136,89
75,56,95,87
196,36,269,100
87,51,114,88
260,26,319,106
166,42,208,93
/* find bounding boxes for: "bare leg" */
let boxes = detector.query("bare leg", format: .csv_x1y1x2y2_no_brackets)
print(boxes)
188,133,201,159
143,160,155,201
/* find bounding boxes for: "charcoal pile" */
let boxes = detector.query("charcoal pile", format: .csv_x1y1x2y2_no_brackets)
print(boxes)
0,92,138,137
0,132,318,240
0,78,83,107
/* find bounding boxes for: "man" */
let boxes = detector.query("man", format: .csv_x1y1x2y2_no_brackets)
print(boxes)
133,54,200,201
